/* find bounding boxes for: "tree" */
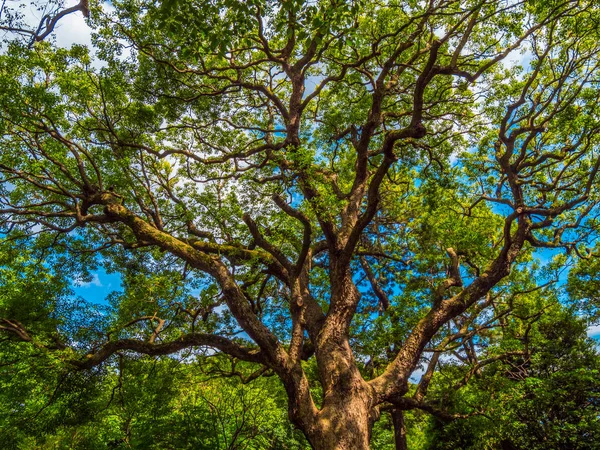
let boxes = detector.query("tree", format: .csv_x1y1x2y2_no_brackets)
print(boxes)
1,0,600,448
0,0,90,46
421,301,600,450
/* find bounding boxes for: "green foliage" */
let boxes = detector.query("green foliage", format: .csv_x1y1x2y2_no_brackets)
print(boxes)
1,0,600,448
422,303,600,450
1,352,309,449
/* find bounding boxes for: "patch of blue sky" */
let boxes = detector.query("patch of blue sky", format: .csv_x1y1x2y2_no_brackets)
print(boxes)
72,267,122,305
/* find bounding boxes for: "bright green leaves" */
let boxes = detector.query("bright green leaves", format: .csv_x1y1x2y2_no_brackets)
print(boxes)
0,239,68,339
2,1,600,447
0,238,107,447
155,0,262,56
424,304,600,450
1,352,309,449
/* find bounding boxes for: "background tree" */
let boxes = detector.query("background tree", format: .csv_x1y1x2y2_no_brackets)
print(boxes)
0,0,90,45
2,0,600,448
421,300,600,450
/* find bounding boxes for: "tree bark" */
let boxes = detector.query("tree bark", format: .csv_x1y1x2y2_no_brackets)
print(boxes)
304,393,375,450
392,408,408,450
293,272,377,450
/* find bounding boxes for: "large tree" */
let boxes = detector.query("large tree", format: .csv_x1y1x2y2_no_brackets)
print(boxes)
2,0,600,448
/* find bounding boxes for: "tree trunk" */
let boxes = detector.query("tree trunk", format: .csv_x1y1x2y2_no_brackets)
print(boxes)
304,395,375,450
297,335,378,450
391,408,408,450
289,271,380,449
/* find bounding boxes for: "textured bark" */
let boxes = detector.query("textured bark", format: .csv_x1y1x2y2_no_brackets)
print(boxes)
305,391,375,450
290,273,377,449
392,409,408,450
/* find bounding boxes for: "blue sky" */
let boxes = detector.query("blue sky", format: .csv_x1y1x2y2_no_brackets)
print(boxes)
72,267,122,304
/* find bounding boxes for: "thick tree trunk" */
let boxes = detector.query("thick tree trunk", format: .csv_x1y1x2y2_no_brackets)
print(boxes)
304,394,375,450
289,271,380,449
310,272,376,448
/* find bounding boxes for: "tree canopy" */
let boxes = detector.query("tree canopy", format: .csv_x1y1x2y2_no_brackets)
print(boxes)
1,0,600,448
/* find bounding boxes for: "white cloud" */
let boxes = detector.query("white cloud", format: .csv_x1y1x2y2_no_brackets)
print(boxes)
74,273,103,288
53,2,93,49
409,366,425,383
587,324,600,338
0,1,91,50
